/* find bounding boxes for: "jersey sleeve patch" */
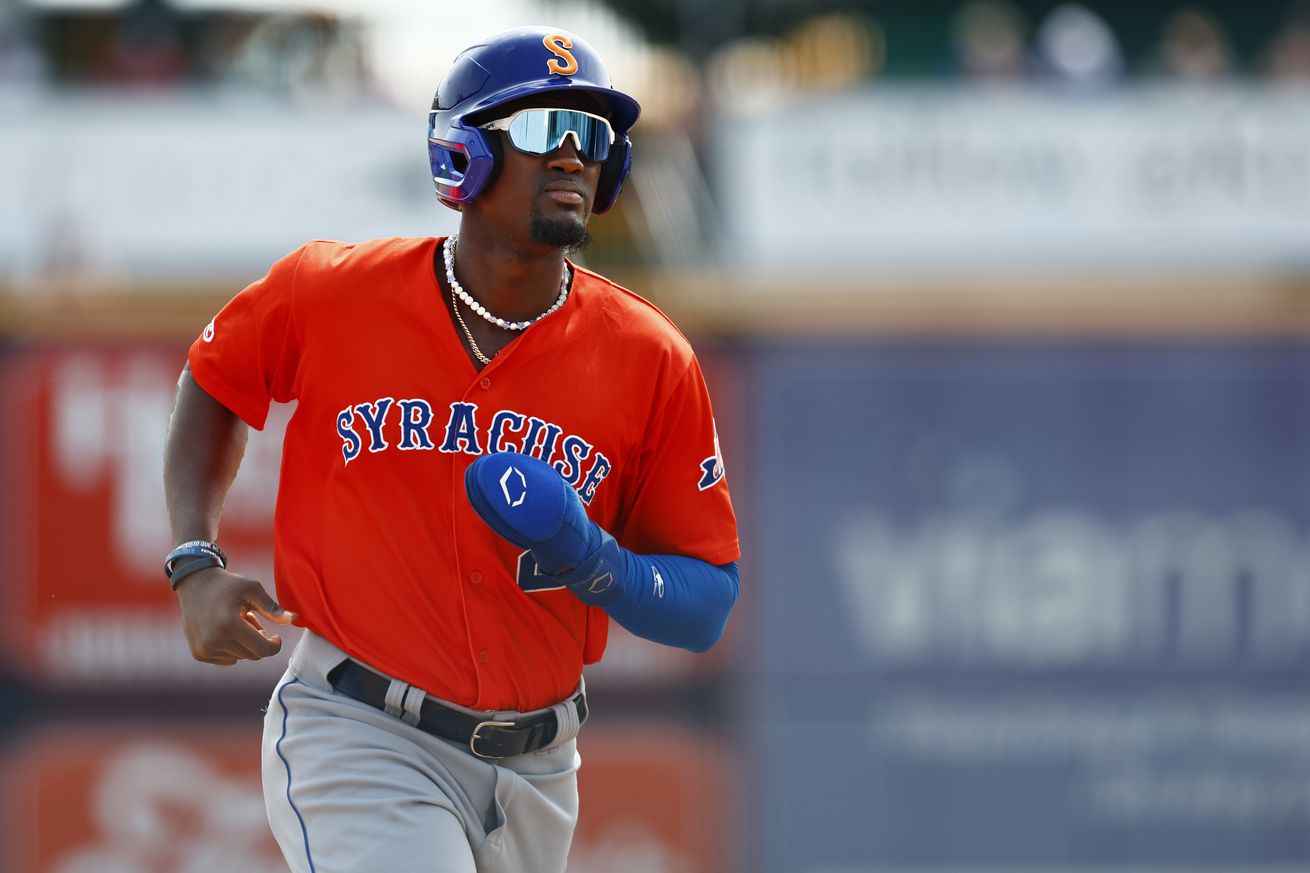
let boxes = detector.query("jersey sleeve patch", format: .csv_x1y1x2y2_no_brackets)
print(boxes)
697,422,726,491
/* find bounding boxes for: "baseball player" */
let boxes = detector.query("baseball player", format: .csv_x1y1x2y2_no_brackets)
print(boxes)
162,26,740,873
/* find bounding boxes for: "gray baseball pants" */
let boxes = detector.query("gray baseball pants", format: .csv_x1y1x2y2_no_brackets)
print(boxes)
261,631,582,873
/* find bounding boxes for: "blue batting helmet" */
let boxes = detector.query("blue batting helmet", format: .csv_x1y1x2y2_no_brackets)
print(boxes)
428,27,641,214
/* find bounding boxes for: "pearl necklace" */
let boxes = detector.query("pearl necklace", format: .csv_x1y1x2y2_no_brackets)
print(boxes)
443,235,569,331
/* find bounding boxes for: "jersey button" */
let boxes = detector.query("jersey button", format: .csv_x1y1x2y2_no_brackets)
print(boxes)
469,570,483,584
478,650,490,664
479,377,492,390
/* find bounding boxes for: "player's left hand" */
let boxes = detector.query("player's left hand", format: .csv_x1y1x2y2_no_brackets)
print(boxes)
465,452,601,576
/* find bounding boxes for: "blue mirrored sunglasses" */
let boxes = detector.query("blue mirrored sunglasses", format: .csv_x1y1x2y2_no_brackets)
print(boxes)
480,107,616,163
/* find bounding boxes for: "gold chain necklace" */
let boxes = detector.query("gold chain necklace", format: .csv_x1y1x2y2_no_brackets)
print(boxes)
450,283,492,365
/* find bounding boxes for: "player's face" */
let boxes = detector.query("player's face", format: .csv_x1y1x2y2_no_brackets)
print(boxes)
474,93,608,250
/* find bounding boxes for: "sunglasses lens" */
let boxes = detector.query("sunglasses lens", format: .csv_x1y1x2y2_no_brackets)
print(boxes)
505,109,613,162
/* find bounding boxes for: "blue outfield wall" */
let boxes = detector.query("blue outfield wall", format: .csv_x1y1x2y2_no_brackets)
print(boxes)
737,339,1310,873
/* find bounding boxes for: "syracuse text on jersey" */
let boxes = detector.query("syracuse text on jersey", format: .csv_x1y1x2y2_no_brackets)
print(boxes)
336,398,612,505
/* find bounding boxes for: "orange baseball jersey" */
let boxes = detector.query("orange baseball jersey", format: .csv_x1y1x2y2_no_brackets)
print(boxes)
188,236,739,712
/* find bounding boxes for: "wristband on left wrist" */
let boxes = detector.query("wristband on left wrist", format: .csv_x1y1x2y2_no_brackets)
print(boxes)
167,554,224,590
164,540,228,580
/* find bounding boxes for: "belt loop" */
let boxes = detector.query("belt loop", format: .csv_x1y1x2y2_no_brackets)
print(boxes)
401,684,426,727
549,693,583,747
574,675,588,727
383,678,409,720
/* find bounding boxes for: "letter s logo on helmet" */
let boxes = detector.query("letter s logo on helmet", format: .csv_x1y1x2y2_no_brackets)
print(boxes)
543,34,579,76
427,26,640,215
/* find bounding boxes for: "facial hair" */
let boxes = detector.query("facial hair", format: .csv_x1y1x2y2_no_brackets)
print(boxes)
529,211,592,252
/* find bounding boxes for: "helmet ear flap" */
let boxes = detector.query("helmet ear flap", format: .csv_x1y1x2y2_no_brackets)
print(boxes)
593,135,631,215
428,122,499,204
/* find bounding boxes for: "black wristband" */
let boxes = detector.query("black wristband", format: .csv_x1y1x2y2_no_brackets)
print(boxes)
165,541,228,578
168,554,224,590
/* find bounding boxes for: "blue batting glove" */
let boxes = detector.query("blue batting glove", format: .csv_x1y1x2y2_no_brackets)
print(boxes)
465,452,603,576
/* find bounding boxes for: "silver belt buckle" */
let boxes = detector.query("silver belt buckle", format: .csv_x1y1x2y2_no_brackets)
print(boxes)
470,719,515,759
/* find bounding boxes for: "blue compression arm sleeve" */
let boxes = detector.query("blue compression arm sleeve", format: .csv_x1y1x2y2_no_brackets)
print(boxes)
551,544,739,653
465,452,740,652
611,554,740,653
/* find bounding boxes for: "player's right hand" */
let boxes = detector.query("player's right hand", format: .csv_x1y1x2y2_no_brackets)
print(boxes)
174,566,297,665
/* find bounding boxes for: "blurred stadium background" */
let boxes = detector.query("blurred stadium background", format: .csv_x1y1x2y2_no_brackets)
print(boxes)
2,0,1310,871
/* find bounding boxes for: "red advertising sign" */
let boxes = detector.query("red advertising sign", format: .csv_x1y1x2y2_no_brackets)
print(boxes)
1,724,730,873
3,728,287,873
572,726,732,873
0,344,296,686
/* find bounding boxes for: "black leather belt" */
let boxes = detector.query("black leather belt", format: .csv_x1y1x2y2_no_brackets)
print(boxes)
326,659,587,760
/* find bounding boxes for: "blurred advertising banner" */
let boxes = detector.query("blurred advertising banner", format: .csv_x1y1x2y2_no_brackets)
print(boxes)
0,96,456,284
0,343,298,686
572,726,731,873
744,341,1310,872
1,724,728,873
718,86,1310,274
3,729,286,873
